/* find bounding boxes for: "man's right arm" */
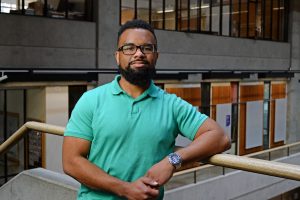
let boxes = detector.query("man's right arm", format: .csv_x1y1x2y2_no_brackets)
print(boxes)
62,136,159,200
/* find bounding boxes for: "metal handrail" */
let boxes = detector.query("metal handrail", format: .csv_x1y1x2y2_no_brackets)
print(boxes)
174,141,300,176
1,121,300,181
0,121,64,155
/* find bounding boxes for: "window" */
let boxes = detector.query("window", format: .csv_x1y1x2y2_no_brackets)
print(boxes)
240,0,248,37
222,0,230,36
211,0,220,35
165,0,176,30
231,0,240,37
1,0,20,14
137,0,149,23
0,0,93,21
201,0,210,32
68,85,87,117
178,0,189,31
120,0,289,41
151,0,164,29
264,0,272,39
190,0,200,32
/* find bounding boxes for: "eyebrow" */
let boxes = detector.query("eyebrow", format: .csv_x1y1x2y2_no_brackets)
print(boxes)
122,43,154,46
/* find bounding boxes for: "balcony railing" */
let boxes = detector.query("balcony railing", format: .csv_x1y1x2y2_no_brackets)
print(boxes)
1,121,300,187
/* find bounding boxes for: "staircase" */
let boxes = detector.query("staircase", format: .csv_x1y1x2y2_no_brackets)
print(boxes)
0,168,79,200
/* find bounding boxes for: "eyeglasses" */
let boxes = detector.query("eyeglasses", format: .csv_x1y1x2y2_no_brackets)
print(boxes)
117,44,157,55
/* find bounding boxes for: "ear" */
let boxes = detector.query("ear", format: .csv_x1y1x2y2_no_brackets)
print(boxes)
115,51,120,65
155,51,159,60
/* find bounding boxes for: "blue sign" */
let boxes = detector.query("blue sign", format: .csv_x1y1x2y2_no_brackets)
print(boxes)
226,115,231,127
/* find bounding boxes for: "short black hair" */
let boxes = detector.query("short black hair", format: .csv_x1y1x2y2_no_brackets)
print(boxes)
117,19,157,45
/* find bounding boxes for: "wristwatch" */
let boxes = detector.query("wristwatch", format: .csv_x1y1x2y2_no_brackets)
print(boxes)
167,152,182,170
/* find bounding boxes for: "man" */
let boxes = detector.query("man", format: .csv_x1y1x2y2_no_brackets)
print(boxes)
63,19,231,200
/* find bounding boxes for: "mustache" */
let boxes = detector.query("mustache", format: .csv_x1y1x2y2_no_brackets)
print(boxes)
129,60,150,65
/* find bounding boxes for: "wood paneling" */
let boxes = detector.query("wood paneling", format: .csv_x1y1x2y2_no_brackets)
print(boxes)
166,87,201,106
212,86,231,105
271,83,286,99
211,105,216,121
240,85,264,102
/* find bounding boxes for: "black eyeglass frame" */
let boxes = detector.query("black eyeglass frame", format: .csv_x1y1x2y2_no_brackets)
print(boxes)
117,43,157,55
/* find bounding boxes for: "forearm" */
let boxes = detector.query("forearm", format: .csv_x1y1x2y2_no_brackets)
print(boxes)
176,129,230,164
63,156,127,197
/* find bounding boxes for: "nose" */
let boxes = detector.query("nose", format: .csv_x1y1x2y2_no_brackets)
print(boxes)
133,46,146,57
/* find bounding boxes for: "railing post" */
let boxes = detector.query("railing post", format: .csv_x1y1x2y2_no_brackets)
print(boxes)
24,133,29,170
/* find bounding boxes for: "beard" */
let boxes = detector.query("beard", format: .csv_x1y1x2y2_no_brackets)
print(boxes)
118,62,156,87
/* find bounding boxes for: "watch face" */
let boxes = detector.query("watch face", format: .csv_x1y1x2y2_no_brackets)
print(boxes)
168,153,182,169
170,154,181,164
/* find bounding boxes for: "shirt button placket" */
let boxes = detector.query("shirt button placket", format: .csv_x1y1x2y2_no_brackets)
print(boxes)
131,101,139,115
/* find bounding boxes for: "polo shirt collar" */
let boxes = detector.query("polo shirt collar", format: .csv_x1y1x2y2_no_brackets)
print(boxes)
111,75,123,95
111,75,159,98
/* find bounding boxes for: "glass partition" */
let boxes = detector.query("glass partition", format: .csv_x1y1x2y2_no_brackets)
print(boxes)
121,0,134,24
120,0,289,41
201,0,210,32
165,0,176,30
1,0,92,21
190,0,200,32
211,0,220,34
1,0,21,14
151,0,163,29
231,0,240,37
240,0,248,37
137,0,149,23
222,0,230,36
25,0,44,16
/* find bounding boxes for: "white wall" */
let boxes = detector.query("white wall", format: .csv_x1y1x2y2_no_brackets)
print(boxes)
45,86,68,173
26,88,46,122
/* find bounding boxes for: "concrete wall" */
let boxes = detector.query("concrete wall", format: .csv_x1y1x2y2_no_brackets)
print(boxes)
156,31,290,71
0,168,79,200
0,14,96,68
287,0,300,143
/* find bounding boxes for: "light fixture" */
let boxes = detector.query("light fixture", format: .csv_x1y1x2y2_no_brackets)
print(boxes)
0,72,8,82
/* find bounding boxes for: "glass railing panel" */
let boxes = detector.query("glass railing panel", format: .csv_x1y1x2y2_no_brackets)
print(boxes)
224,167,237,174
289,144,300,155
196,165,223,182
250,152,270,160
165,171,195,190
270,148,288,160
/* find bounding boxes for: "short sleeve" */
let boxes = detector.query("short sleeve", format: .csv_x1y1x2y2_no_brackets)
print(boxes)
64,92,95,141
173,96,208,140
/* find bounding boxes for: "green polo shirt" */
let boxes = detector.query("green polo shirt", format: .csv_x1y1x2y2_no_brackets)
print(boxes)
64,75,208,200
